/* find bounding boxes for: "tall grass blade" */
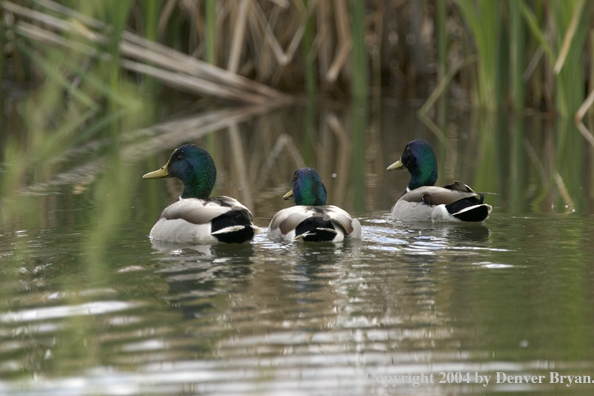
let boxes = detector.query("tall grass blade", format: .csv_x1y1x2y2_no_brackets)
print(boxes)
418,55,477,116
553,0,585,75
552,0,592,116
520,2,555,63
435,0,447,121
509,0,525,112
205,0,216,64
227,0,249,73
302,0,316,96
456,0,500,110
350,0,367,101
14,41,97,109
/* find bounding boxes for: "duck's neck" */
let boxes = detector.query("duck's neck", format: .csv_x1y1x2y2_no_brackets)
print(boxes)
408,161,437,190
180,168,216,200
294,181,327,206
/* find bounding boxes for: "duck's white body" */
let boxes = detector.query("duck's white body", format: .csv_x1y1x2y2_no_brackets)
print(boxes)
392,200,454,222
150,196,258,244
267,205,361,243
391,185,492,223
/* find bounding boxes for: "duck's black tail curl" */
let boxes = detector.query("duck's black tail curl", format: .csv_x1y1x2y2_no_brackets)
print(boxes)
211,210,255,243
446,194,492,222
295,217,338,242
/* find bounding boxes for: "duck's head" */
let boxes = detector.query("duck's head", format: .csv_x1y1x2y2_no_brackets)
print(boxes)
143,144,216,199
386,139,438,190
283,167,327,206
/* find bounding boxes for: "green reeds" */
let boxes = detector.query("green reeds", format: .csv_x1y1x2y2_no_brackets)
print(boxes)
435,0,448,123
0,0,146,233
509,0,525,112
456,0,501,111
450,0,593,119
350,0,367,101
551,0,590,117
4,0,594,116
0,13,4,109
139,0,162,96
302,0,316,97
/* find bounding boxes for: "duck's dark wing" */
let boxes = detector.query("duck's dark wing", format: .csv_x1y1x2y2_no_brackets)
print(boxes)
443,181,475,193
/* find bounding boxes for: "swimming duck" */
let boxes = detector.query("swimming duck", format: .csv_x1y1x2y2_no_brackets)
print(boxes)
267,168,362,242
143,144,257,244
386,139,492,222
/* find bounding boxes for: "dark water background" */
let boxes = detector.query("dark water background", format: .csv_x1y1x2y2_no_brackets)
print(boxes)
1,102,594,395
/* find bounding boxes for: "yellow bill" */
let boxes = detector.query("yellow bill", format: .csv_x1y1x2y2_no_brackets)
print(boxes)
283,189,294,200
386,159,404,171
143,165,172,179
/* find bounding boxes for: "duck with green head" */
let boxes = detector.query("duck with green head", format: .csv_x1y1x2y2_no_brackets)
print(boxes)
267,167,361,242
387,139,492,222
143,144,258,244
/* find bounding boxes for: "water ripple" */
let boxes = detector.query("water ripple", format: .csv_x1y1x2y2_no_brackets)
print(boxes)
0,301,143,323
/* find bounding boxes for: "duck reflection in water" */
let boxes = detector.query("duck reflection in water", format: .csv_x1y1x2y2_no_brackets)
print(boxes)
151,241,255,319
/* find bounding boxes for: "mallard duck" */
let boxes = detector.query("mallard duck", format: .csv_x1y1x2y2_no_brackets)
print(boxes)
267,167,362,242
143,144,258,244
386,139,492,222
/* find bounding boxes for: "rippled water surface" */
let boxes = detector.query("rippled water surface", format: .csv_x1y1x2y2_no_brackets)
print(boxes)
2,106,594,395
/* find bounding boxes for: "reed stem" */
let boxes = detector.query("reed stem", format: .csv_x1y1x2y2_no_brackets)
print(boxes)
350,0,367,101
205,0,216,65
509,0,525,112
303,0,316,96
435,0,447,122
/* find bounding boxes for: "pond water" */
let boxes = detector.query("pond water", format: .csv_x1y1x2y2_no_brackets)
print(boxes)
1,103,594,395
